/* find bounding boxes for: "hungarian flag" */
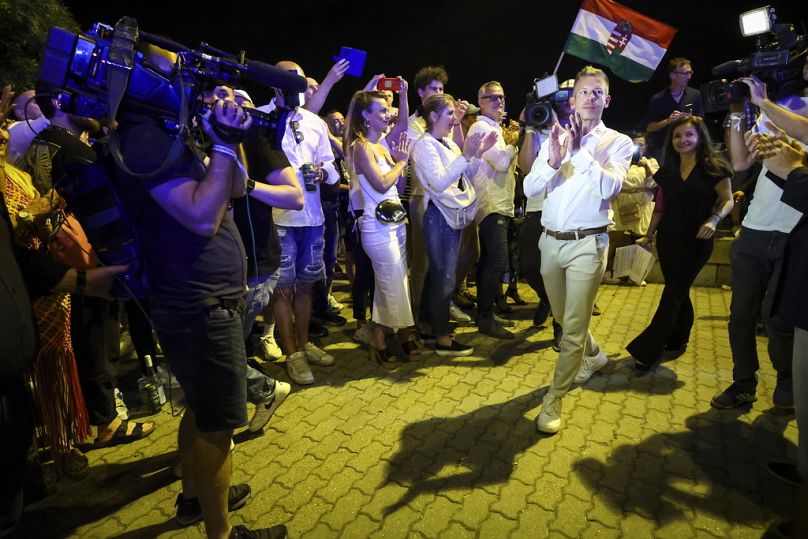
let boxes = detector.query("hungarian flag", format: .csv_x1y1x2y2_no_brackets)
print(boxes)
564,0,677,82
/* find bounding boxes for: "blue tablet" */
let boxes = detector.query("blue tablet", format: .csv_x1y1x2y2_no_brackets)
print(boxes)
333,47,366,77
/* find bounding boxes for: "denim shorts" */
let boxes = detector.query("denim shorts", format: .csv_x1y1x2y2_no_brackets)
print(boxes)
276,224,325,287
152,301,248,432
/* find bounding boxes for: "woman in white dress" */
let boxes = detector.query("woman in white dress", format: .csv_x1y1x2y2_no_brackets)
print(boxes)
345,88,419,367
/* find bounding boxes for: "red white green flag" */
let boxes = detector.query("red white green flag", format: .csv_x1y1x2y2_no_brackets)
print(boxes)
563,0,677,82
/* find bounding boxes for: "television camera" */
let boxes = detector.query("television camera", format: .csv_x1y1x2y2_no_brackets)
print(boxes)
36,17,306,298
701,6,807,113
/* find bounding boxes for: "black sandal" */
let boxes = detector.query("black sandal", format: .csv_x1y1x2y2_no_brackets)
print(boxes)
370,347,398,370
401,340,422,360
94,419,155,448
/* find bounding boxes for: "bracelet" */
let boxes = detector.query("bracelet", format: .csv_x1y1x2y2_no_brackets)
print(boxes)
452,123,461,127
211,144,238,159
712,212,723,222
75,269,86,295
246,179,256,193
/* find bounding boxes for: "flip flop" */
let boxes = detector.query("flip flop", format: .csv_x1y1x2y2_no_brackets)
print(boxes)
94,419,155,448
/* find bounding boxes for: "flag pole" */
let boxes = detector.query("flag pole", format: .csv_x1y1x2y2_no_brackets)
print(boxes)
553,51,565,76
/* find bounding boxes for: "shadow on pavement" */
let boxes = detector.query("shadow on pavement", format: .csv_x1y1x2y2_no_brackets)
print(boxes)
23,451,180,538
383,388,546,514
573,407,797,527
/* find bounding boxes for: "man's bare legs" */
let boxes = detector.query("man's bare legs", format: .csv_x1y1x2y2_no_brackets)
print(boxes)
178,409,233,539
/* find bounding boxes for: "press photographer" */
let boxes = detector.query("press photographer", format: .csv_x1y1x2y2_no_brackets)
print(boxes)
35,16,307,538
710,6,808,415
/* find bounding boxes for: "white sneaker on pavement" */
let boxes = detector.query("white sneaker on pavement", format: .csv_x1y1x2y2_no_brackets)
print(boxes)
536,393,563,434
304,342,335,366
574,349,609,384
449,301,472,323
256,332,283,360
286,351,314,385
328,294,345,313
249,381,291,432
353,323,372,345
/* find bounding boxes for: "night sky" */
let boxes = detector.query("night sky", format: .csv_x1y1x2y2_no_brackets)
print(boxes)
62,0,806,134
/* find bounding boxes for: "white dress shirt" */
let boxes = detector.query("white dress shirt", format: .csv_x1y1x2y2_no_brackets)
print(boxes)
524,121,633,232
466,115,517,223
262,105,338,227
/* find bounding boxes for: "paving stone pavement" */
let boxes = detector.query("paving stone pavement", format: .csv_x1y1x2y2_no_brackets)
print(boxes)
21,281,800,538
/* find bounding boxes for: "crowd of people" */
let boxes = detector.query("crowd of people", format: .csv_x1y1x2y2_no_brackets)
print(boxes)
2,42,807,538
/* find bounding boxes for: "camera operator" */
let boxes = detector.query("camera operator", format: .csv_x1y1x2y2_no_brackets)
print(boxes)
114,69,286,536
744,123,808,537
711,61,808,412
641,58,704,164
518,79,573,344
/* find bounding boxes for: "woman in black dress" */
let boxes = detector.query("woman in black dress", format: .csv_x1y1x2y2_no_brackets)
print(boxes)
627,116,734,371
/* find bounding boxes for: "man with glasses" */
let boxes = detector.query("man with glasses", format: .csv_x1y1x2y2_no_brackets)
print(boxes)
641,57,703,163
260,60,340,386
524,67,633,433
466,81,519,339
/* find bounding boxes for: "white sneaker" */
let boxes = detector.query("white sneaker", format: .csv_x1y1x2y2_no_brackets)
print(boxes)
536,393,563,434
574,349,609,384
449,301,472,323
304,341,335,366
353,323,373,345
328,294,345,313
114,387,129,420
286,351,314,385
249,381,291,432
257,332,283,360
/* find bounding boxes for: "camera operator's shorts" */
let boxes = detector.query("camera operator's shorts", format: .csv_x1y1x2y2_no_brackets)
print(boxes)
276,224,326,288
152,299,247,432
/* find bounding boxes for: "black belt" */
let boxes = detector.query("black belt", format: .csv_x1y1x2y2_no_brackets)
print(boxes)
545,226,608,241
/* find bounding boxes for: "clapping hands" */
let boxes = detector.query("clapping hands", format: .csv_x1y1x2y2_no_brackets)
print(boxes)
463,131,498,159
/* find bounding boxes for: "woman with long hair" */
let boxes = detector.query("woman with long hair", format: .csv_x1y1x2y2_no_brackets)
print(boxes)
344,87,418,367
627,116,734,371
410,93,495,355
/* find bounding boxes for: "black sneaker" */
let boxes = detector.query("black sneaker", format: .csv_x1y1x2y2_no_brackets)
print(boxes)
552,325,562,352
767,462,805,487
175,483,251,526
533,301,551,328
230,524,288,539
435,340,474,357
773,376,794,410
478,319,514,340
308,320,329,338
318,311,347,327
710,383,757,409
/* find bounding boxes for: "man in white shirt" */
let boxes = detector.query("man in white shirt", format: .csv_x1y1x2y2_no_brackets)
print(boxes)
465,81,518,339
711,79,808,411
265,61,340,386
406,66,468,326
524,66,633,433
6,90,50,167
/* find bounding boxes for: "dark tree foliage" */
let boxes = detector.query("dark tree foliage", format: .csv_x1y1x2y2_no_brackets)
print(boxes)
0,0,79,91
